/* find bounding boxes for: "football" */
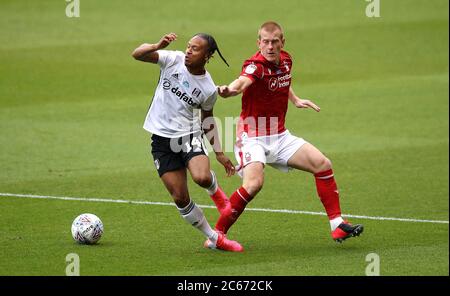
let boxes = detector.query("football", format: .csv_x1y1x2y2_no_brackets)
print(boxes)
71,213,104,244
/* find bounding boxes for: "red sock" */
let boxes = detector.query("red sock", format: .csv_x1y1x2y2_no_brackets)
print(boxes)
215,187,252,234
210,186,229,213
314,169,342,220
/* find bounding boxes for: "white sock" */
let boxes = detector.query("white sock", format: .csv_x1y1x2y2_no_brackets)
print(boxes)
177,199,218,243
330,217,344,231
205,170,218,195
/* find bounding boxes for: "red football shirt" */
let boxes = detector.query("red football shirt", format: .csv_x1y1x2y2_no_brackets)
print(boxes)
237,50,293,139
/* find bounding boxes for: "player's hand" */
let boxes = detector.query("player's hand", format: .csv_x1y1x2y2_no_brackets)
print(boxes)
156,33,177,50
215,152,235,177
217,85,233,98
294,98,320,112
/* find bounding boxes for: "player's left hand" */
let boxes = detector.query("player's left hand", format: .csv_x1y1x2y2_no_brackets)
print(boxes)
294,98,320,112
215,152,235,177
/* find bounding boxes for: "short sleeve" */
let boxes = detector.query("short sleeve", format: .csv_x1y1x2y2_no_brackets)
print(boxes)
201,91,218,111
157,50,180,69
240,61,264,81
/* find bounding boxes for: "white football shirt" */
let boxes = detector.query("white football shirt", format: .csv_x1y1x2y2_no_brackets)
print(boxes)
143,50,218,138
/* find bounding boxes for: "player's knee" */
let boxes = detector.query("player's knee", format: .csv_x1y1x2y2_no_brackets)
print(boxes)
323,157,332,170
192,173,212,188
245,177,264,196
314,157,332,173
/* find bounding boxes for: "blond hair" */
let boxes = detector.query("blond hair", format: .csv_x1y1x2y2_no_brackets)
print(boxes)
258,21,284,40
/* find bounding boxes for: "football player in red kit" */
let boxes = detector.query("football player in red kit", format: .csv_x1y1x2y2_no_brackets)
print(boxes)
212,21,364,246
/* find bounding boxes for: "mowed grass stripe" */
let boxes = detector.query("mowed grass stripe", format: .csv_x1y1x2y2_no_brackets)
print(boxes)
1,192,448,224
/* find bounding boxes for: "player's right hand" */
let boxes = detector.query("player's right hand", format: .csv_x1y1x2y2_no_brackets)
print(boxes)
157,33,177,50
216,152,235,177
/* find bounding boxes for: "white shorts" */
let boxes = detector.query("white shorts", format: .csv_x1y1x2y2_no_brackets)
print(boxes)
234,130,307,176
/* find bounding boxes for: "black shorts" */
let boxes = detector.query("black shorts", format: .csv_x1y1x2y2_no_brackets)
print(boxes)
150,132,207,177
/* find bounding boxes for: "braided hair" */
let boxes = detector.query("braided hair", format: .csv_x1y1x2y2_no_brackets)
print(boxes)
193,33,229,67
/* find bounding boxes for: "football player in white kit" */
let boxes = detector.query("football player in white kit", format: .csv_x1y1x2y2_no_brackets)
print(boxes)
132,33,243,252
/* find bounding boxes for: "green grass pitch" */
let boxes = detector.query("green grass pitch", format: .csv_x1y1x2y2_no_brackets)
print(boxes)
0,0,448,275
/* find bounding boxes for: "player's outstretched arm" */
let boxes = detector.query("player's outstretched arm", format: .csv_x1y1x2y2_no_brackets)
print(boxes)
131,33,177,63
288,86,321,112
217,76,253,98
201,109,235,177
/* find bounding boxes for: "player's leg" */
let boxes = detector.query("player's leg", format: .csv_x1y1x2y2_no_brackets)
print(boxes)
159,168,190,208
287,143,364,242
159,168,243,252
214,140,266,234
287,143,341,222
187,155,230,215
152,134,242,251
160,168,216,242
242,162,265,196
215,161,264,234
286,142,331,174
186,155,212,188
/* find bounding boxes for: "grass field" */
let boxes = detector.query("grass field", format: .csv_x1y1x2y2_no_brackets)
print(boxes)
0,0,448,276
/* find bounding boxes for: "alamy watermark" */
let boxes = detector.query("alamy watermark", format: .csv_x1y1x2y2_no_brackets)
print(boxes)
365,0,381,18
65,0,80,18
365,253,380,276
167,115,281,154
66,253,80,276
